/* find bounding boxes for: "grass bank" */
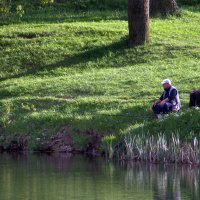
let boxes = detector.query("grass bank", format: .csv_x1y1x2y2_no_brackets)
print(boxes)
0,6,200,152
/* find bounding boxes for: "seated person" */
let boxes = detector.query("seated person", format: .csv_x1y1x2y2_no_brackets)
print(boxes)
189,90,200,107
152,79,181,119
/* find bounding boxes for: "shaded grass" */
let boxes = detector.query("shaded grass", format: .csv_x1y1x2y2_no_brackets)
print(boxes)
0,7,200,150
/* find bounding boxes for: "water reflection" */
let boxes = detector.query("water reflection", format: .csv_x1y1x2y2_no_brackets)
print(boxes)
0,153,199,200
122,162,200,200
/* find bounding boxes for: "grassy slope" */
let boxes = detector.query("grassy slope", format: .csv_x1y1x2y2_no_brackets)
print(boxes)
0,6,200,148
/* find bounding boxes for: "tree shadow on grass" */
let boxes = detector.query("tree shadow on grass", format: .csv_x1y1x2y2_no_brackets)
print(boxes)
3,97,153,137
2,5,197,27
1,32,199,83
131,108,200,140
0,36,132,81
0,10,128,26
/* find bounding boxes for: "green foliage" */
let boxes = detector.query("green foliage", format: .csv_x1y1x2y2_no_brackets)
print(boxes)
0,0,11,17
0,101,11,128
40,0,54,6
16,4,25,18
102,135,116,159
68,0,128,11
178,0,200,5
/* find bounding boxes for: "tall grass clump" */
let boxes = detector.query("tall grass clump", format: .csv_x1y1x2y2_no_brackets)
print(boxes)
122,131,200,165
102,134,116,159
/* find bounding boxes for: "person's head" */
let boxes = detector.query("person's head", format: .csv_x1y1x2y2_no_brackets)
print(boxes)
161,79,172,90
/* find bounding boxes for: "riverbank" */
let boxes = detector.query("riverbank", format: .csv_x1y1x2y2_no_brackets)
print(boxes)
0,6,200,159
1,108,200,166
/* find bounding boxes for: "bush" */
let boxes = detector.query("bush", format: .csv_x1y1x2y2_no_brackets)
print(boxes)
177,0,200,5
16,4,25,18
24,0,128,11
0,0,12,17
62,0,128,11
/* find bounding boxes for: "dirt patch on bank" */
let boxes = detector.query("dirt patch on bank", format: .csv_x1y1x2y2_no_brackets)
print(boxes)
35,125,73,153
0,125,103,155
0,135,30,152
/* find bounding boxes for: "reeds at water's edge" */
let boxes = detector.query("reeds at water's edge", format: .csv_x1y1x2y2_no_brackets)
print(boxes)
104,132,200,165
123,132,199,164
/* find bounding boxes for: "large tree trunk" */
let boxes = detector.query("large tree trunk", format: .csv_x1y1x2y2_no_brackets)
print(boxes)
128,0,150,47
150,0,178,16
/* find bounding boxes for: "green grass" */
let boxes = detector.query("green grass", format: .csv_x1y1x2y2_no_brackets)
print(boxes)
0,6,200,149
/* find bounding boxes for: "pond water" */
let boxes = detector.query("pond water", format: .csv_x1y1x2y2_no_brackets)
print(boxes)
0,153,199,200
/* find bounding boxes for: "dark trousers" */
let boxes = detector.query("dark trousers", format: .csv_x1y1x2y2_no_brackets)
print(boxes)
189,90,200,107
152,103,172,115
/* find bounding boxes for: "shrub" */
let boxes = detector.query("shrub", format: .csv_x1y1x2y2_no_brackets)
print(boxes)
16,4,25,17
0,0,12,17
177,0,200,5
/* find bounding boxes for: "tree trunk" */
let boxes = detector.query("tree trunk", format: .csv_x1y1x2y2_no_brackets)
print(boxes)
150,0,178,16
128,0,150,47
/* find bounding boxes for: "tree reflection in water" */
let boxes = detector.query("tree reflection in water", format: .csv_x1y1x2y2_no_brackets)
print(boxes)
122,162,199,200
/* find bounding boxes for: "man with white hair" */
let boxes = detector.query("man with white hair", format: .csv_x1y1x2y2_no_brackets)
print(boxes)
152,79,181,119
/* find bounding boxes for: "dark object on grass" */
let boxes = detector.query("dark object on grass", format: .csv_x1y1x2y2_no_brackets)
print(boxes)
150,0,179,16
189,90,200,107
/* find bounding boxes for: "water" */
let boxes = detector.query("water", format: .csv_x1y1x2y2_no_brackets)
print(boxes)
0,153,199,200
